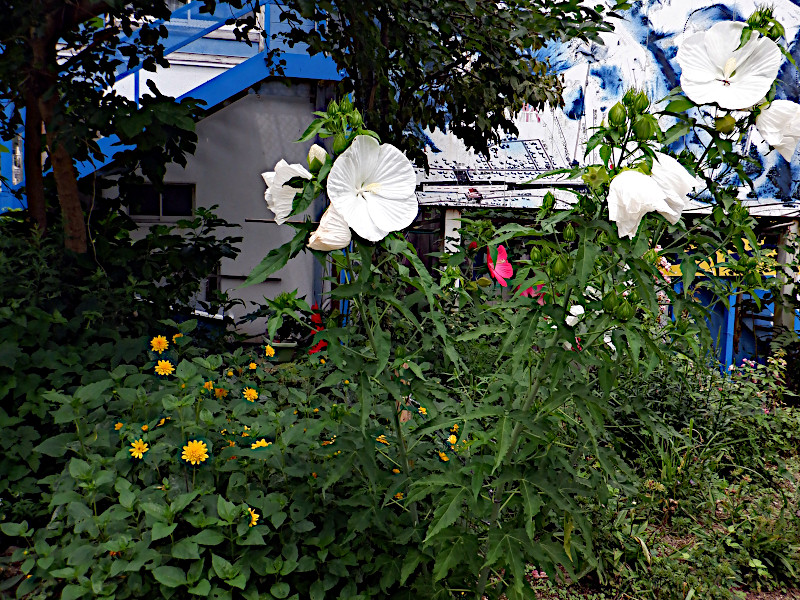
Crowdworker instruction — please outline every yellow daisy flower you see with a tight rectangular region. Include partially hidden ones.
[344,379,350,384]
[438,451,449,462]
[150,335,169,354]
[251,438,271,450]
[392,468,401,474]
[418,407,427,416]
[394,492,404,500]
[375,434,389,446]
[154,360,174,376]
[248,508,259,527]
[129,439,149,459]
[451,424,459,432]
[157,418,166,427]
[243,387,258,402]
[172,333,183,343]
[227,370,234,377]
[215,387,228,399]
[203,381,214,391]
[114,422,123,431]
[448,434,457,445]
[249,362,257,370]
[320,358,326,364]
[181,440,209,465]
[141,424,149,432]
[265,345,275,358]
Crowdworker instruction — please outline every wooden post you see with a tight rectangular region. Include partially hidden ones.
[443,208,461,253]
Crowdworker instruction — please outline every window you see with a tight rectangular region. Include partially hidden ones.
[127,183,194,221]
[166,0,188,12]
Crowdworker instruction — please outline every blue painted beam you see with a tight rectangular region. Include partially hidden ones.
[722,290,737,368]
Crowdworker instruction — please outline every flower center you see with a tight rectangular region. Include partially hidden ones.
[356,181,382,196]
[722,56,737,79]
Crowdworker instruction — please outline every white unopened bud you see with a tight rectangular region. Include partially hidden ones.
[307,144,328,173]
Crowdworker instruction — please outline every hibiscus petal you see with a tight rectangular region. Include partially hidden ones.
[678,21,782,110]
[756,100,800,161]
[607,171,669,239]
[308,205,352,251]
[273,160,313,187]
[327,146,388,241]
[651,153,698,224]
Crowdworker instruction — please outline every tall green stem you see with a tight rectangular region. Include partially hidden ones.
[475,341,559,598]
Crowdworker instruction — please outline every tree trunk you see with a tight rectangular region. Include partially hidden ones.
[23,90,47,234]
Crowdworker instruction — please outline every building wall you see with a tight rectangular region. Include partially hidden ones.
[132,80,326,337]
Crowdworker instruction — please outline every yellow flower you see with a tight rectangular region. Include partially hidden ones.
[249,362,257,370]
[157,418,166,427]
[418,407,427,416]
[438,451,449,462]
[344,379,350,384]
[248,507,259,527]
[142,424,149,432]
[154,360,174,376]
[394,492,404,500]
[129,439,149,459]
[376,434,389,446]
[448,434,457,445]
[320,358,326,364]
[451,424,459,432]
[181,440,209,465]
[203,381,214,391]
[114,422,123,431]
[215,387,228,399]
[243,387,258,402]
[313,408,319,413]
[251,438,272,450]
[150,335,169,354]
[172,333,183,343]
[265,345,275,358]
[227,370,234,377]
[392,468,401,474]
[241,426,250,437]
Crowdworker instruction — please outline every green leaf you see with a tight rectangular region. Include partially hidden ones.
[152,565,187,588]
[681,255,698,290]
[491,414,514,473]
[241,226,309,287]
[68,458,92,480]
[172,539,201,560]
[574,240,600,293]
[519,480,543,542]
[309,580,326,600]
[290,181,319,219]
[662,121,691,146]
[34,433,77,457]
[152,521,178,541]
[0,522,28,537]
[400,549,422,584]
[664,97,694,113]
[61,584,87,600]
[217,496,238,522]
[482,530,527,594]
[212,553,238,580]
[270,583,291,599]
[424,488,469,542]
[188,579,211,595]
[563,513,574,560]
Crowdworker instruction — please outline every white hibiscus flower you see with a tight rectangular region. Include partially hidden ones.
[326,136,418,242]
[261,160,313,225]
[307,205,352,251]
[607,155,697,239]
[676,21,782,110]
[755,99,800,161]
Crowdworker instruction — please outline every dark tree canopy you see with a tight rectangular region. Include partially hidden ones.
[0,0,201,253]
[262,0,625,162]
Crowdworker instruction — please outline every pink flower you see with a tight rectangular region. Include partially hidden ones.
[487,245,514,287]
[520,284,546,305]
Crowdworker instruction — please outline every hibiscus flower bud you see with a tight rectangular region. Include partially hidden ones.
[615,298,635,321]
[307,144,328,173]
[597,231,610,246]
[477,276,493,287]
[602,291,619,314]
[332,132,348,155]
[529,247,542,263]
[633,91,650,113]
[714,115,736,134]
[327,99,339,116]
[350,109,363,128]
[632,115,656,140]
[541,191,556,215]
[582,165,609,189]
[609,102,627,127]
[549,255,568,280]
[643,248,658,265]
[339,96,353,112]
[468,241,478,251]
[563,223,576,243]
